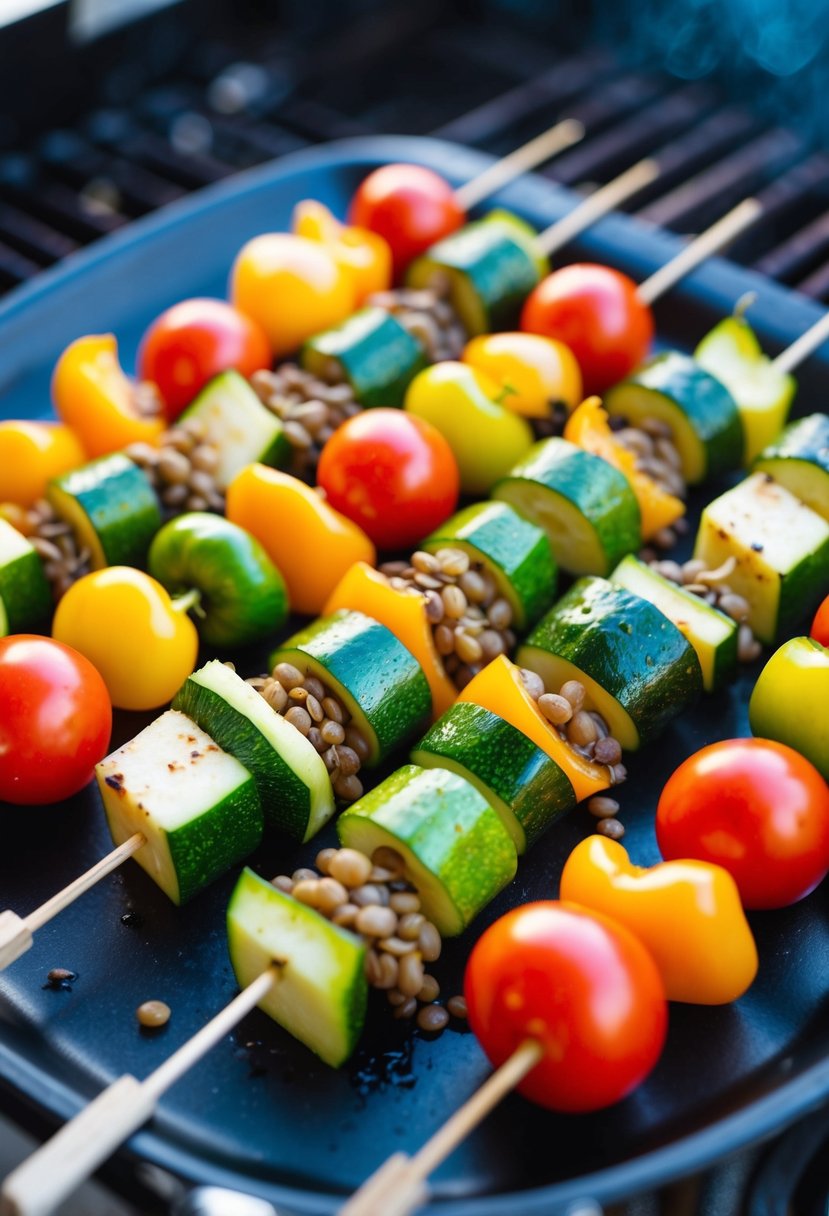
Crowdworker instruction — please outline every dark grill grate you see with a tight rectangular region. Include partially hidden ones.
[0,12,827,310]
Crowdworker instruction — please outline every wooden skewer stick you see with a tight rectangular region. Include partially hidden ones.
[535,157,661,257]
[339,1038,544,1216]
[0,833,145,972]
[453,118,585,211]
[636,197,763,307]
[0,966,279,1216]
[772,308,829,375]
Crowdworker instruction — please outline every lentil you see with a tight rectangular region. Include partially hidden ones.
[397,952,425,997]
[597,817,625,840]
[366,285,467,362]
[418,922,442,963]
[136,1000,171,1029]
[446,995,468,1020]
[418,975,441,1003]
[588,795,620,819]
[538,692,573,725]
[329,849,373,887]
[250,364,363,479]
[417,1005,450,1033]
[355,905,398,938]
[394,996,419,1020]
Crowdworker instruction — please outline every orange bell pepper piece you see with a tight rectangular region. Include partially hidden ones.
[564,396,684,541]
[324,561,456,719]
[560,836,758,1004]
[0,420,86,507]
[457,654,612,803]
[52,335,164,458]
[293,199,392,305]
[226,464,376,616]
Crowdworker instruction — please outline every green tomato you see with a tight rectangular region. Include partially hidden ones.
[404,362,534,496]
[149,512,288,648]
[749,636,829,781]
[695,315,796,465]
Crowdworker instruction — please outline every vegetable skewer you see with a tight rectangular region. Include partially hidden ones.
[451,118,585,211]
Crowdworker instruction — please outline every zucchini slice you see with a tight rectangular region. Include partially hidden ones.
[300,307,428,408]
[181,370,290,490]
[174,660,335,842]
[0,518,51,632]
[517,577,703,750]
[695,472,829,644]
[694,314,796,464]
[422,500,557,629]
[411,701,576,853]
[47,453,162,570]
[754,414,829,523]
[610,554,738,692]
[604,352,743,484]
[337,764,517,937]
[227,867,367,1067]
[269,609,430,768]
[96,710,262,905]
[492,437,641,577]
[406,211,545,336]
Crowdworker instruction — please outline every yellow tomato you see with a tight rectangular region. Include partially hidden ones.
[293,199,392,304]
[52,334,164,458]
[230,233,355,358]
[52,567,198,711]
[0,420,86,507]
[463,332,582,418]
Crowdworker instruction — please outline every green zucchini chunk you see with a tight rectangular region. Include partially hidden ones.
[422,500,557,629]
[181,370,290,489]
[406,210,545,336]
[300,307,428,408]
[337,764,517,936]
[695,472,829,644]
[269,609,430,767]
[517,577,703,750]
[0,518,52,632]
[610,554,738,693]
[604,351,743,484]
[227,867,367,1067]
[411,701,575,853]
[96,709,262,905]
[174,659,334,842]
[754,414,829,523]
[492,437,641,577]
[47,452,162,570]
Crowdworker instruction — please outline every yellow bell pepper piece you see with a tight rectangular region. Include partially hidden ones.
[457,654,612,803]
[293,199,392,305]
[0,420,86,507]
[52,334,164,458]
[324,561,456,719]
[560,836,758,1005]
[226,464,376,617]
[564,396,685,541]
[463,332,582,418]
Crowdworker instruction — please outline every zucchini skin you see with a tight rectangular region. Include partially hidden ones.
[0,535,51,632]
[520,577,703,746]
[47,453,162,569]
[412,701,575,852]
[423,500,557,629]
[301,307,428,408]
[606,352,743,482]
[168,776,262,905]
[270,610,431,766]
[754,413,829,522]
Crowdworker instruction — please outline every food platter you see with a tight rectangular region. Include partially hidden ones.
[0,136,828,1213]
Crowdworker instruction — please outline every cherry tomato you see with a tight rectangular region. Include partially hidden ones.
[465,901,667,1112]
[0,635,111,806]
[317,409,460,550]
[348,164,465,275]
[138,298,271,422]
[521,264,653,394]
[811,594,829,647]
[656,738,829,909]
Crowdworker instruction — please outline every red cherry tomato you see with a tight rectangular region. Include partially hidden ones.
[812,594,829,647]
[0,635,112,806]
[348,164,465,276]
[656,738,829,909]
[317,409,459,550]
[465,901,667,1113]
[521,264,653,394]
[138,298,272,421]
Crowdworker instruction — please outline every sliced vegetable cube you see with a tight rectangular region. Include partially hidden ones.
[754,414,829,523]
[412,701,575,853]
[47,453,162,570]
[227,867,367,1067]
[337,764,517,937]
[181,370,290,489]
[694,472,829,644]
[0,518,52,633]
[518,577,702,750]
[300,307,427,408]
[96,709,262,905]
